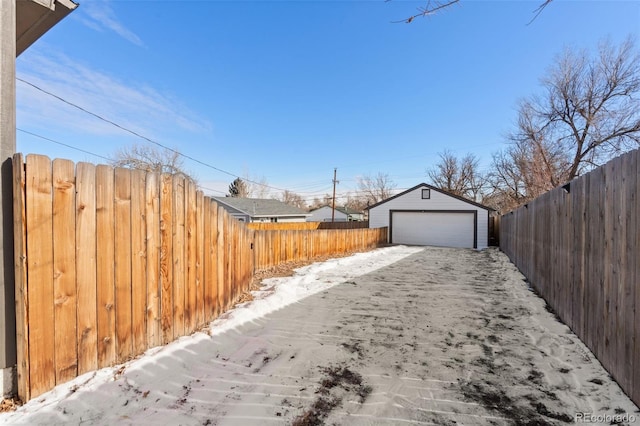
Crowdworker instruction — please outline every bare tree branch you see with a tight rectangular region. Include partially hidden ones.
[357,173,397,205]
[243,174,271,198]
[489,37,640,212]
[427,150,486,202]
[527,0,554,25]
[392,0,460,24]
[112,142,194,180]
[276,190,307,210]
[391,0,554,25]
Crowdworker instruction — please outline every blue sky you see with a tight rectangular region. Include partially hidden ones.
[16,0,640,202]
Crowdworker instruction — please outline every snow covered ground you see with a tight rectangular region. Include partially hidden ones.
[1,245,638,425]
[0,245,422,425]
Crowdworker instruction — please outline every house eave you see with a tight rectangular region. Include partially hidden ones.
[366,183,495,211]
[17,0,78,57]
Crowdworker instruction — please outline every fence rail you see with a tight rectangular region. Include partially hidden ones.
[13,154,387,401]
[500,148,639,406]
[247,221,369,231]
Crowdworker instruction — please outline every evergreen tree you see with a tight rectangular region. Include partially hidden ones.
[228,178,249,197]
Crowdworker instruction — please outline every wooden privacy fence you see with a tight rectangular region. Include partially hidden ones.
[500,148,639,406]
[247,221,369,231]
[12,154,387,402]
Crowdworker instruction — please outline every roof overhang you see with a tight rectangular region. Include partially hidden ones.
[365,182,495,211]
[16,0,78,57]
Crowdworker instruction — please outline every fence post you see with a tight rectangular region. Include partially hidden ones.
[0,0,16,398]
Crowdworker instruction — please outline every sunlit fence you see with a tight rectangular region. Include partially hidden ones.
[12,154,387,401]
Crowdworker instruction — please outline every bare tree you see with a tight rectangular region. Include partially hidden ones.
[308,194,333,211]
[228,178,249,197]
[487,135,576,213]
[514,38,640,184]
[344,192,369,213]
[484,148,531,213]
[112,143,192,178]
[244,174,271,198]
[427,150,486,202]
[276,190,307,210]
[357,173,397,206]
[487,37,640,213]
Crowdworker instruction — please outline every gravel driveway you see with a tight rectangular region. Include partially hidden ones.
[3,247,638,425]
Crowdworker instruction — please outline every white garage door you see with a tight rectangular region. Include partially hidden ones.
[391,211,475,248]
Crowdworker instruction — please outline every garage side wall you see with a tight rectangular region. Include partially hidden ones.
[369,186,489,249]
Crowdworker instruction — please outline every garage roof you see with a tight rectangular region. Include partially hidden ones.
[17,0,78,56]
[366,182,494,211]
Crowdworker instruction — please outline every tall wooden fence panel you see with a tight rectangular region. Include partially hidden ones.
[500,149,639,406]
[12,154,388,401]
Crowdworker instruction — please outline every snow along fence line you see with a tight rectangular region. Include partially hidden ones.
[500,147,640,407]
[11,153,388,402]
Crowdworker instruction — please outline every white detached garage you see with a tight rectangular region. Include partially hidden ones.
[367,183,493,249]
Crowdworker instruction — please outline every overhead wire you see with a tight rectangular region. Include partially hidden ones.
[17,128,113,162]
[18,77,480,201]
[17,77,291,193]
[17,127,229,196]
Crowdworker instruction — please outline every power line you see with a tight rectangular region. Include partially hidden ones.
[18,127,229,196]
[17,128,113,162]
[17,77,290,193]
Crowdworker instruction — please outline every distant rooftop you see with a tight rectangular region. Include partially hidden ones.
[213,197,309,217]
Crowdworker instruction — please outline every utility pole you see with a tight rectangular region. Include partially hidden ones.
[331,168,338,223]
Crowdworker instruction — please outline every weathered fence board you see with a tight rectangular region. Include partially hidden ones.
[76,163,98,375]
[25,155,55,398]
[13,154,29,402]
[216,205,225,317]
[185,180,197,334]
[53,159,77,384]
[196,191,205,329]
[619,153,634,394]
[96,165,116,368]
[13,154,388,402]
[131,169,147,356]
[114,168,133,363]
[500,148,640,407]
[172,176,186,338]
[160,174,174,344]
[146,172,161,349]
[635,150,640,405]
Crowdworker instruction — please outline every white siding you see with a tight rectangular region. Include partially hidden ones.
[253,216,308,223]
[369,185,489,249]
[278,217,307,223]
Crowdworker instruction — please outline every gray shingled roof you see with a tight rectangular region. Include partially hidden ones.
[213,197,310,217]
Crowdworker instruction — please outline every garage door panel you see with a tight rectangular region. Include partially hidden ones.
[392,212,475,248]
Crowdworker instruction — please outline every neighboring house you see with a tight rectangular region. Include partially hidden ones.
[367,183,494,249]
[307,205,364,222]
[213,197,310,223]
